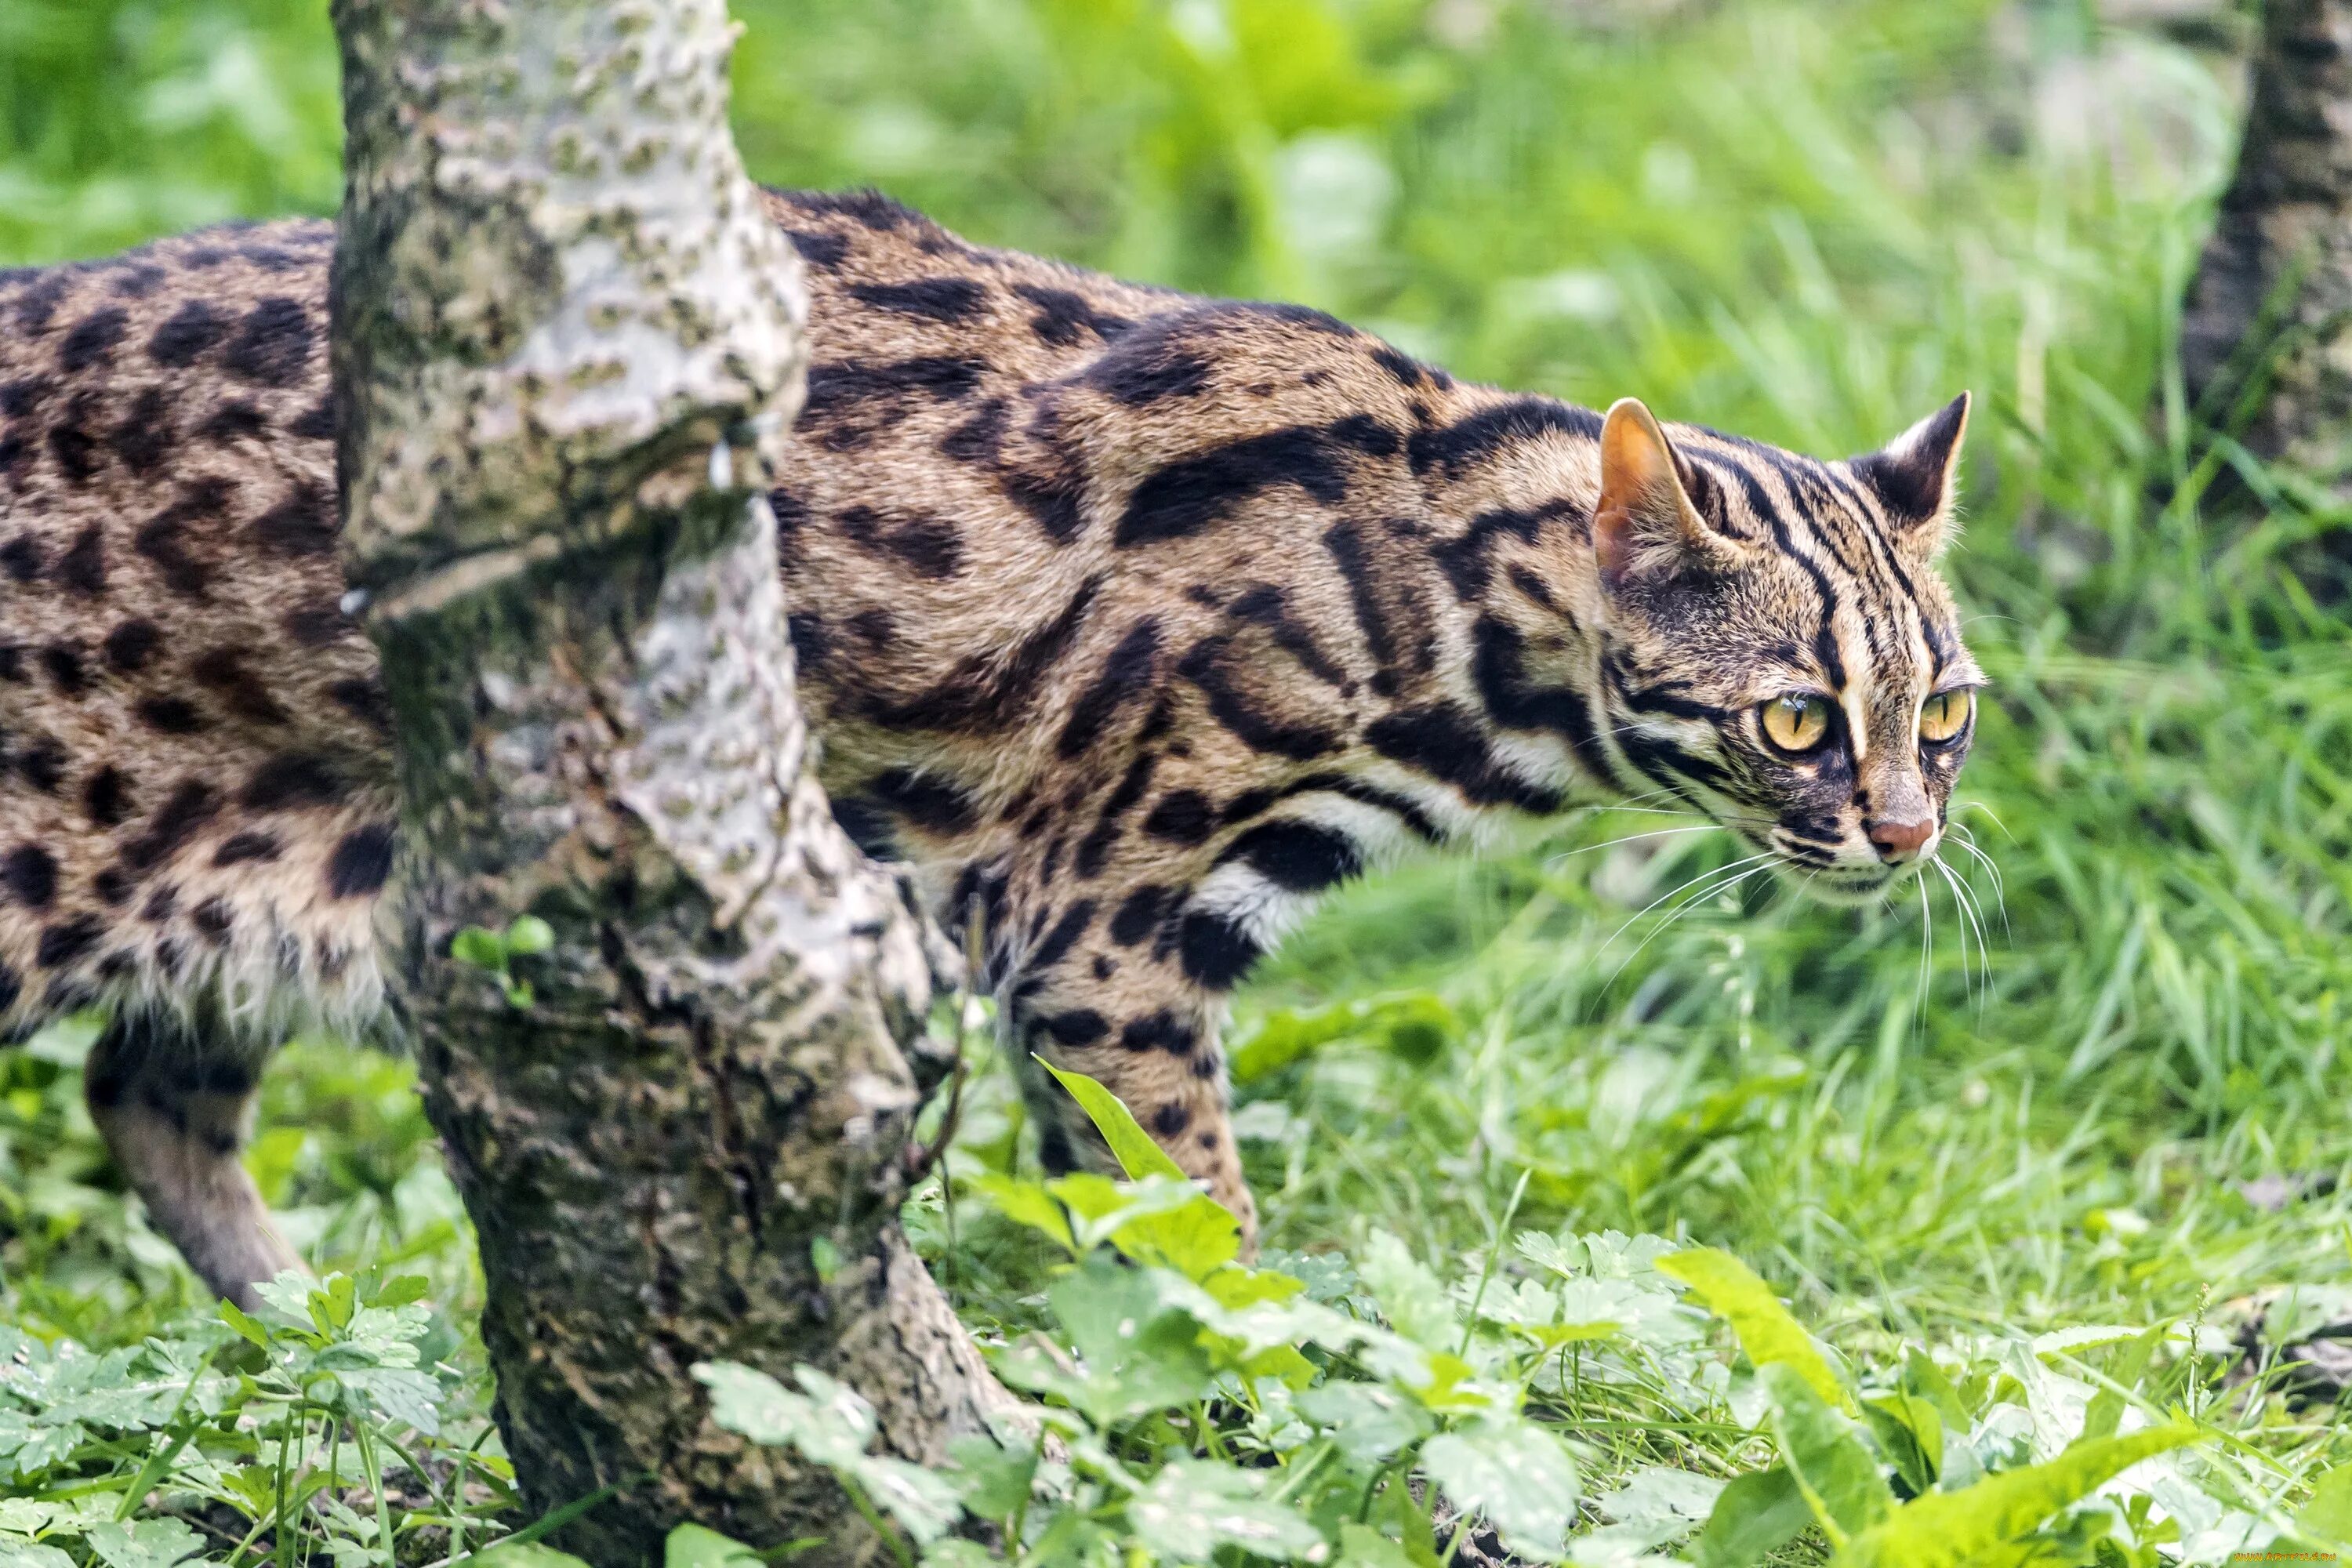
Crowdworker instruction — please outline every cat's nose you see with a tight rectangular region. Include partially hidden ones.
[1867,816,1935,863]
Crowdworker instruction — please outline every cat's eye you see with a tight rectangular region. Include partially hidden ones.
[1760,693,1833,753]
[1919,689,1973,745]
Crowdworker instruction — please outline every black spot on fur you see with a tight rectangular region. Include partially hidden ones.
[0,644,21,684]
[1152,1101,1192,1137]
[98,620,155,677]
[282,604,349,648]
[1121,1009,1198,1054]
[1026,900,1097,978]
[862,768,978,836]
[148,300,230,367]
[1055,619,1161,758]
[1110,884,1169,946]
[848,277,988,323]
[784,227,849,268]
[869,575,1100,732]
[136,696,205,735]
[192,898,234,943]
[36,916,103,969]
[1471,615,1617,782]
[0,535,41,581]
[136,477,235,597]
[1074,751,1160,879]
[1176,637,1341,760]
[83,766,129,826]
[1040,1010,1109,1048]
[14,737,64,793]
[123,782,220,871]
[41,643,86,696]
[214,832,281,866]
[328,678,392,731]
[1221,818,1362,893]
[288,395,336,441]
[223,296,314,387]
[327,824,397,898]
[202,400,269,444]
[801,357,984,448]
[1143,790,1216,845]
[1011,284,1132,347]
[2,846,58,909]
[251,481,336,557]
[49,391,103,481]
[109,387,173,473]
[55,524,103,595]
[1407,398,1601,478]
[1038,1120,1077,1175]
[1002,460,1089,543]
[791,187,923,230]
[1176,902,1270,987]
[241,754,345,811]
[1117,420,1384,546]
[1087,326,1213,405]
[786,612,827,673]
[1365,703,1563,814]
[0,376,50,419]
[837,503,964,578]
[59,307,128,372]
[191,648,289,724]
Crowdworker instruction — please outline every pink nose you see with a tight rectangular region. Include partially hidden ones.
[1867,817,1935,862]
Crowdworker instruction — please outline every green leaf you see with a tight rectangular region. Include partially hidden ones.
[2,1547,78,1568]
[1297,1381,1434,1465]
[1418,1416,1581,1559]
[1761,1363,1891,1544]
[505,915,556,956]
[1861,1393,1944,1497]
[1690,1467,1813,1568]
[968,1174,1077,1252]
[1359,1229,1456,1352]
[451,927,508,971]
[1334,1523,1428,1568]
[470,1543,597,1568]
[1032,1257,1214,1422]
[1036,1059,1186,1181]
[1658,1247,1847,1410]
[81,1520,205,1568]
[946,1431,1037,1519]
[1833,1423,2200,1567]
[217,1299,270,1350]
[664,1528,762,1568]
[2300,1463,2352,1547]
[1125,1458,1325,1563]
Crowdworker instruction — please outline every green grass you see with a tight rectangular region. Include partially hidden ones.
[11,0,2352,1559]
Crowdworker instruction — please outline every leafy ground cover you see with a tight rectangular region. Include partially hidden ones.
[9,0,2352,1561]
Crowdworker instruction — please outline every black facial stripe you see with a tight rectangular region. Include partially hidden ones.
[1696,452,1846,689]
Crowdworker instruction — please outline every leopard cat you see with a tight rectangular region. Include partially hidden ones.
[0,188,1981,1306]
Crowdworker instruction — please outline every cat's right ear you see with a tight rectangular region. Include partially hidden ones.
[1594,397,1749,587]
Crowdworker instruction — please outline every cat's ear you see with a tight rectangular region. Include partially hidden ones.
[1850,392,1969,557]
[1594,397,1750,587]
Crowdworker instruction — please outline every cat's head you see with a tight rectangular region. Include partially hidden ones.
[1588,394,1980,902]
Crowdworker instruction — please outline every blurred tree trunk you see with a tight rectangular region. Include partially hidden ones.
[2179,0,2352,489]
[327,2,1011,1562]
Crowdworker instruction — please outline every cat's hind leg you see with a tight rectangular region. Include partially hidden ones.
[85,1013,296,1310]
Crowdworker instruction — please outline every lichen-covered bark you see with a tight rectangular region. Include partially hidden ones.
[2180,0,2352,489]
[326,2,1011,1561]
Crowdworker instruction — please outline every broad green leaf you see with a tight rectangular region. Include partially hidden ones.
[1033,1258,1215,1422]
[1595,1465,1726,1544]
[81,1520,204,1568]
[1834,1423,2199,1567]
[665,1524,762,1568]
[1419,1416,1581,1559]
[1861,1393,1944,1497]
[2,1548,78,1568]
[1690,1467,1813,1568]
[506,915,556,955]
[1126,1458,1324,1563]
[451,927,508,971]
[922,1543,996,1568]
[947,1431,1037,1519]
[2078,1326,2162,1443]
[1297,1380,1434,1465]
[969,1174,1077,1252]
[1038,1059,1186,1181]
[470,1543,596,1568]
[1659,1247,1847,1410]
[1359,1229,1456,1352]
[1334,1523,1425,1568]
[855,1454,963,1546]
[1761,1364,1891,1545]
[2299,1463,2352,1546]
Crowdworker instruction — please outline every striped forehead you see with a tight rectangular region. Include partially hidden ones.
[1675,428,1941,714]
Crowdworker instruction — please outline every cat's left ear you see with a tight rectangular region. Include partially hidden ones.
[1849,392,1969,557]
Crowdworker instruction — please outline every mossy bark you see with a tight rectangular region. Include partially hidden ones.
[325,3,1012,1561]
[2180,0,2352,490]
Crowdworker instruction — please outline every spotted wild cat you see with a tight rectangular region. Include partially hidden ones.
[0,188,1980,1305]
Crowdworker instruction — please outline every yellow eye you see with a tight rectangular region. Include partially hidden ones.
[1760,694,1833,753]
[1919,689,1974,745]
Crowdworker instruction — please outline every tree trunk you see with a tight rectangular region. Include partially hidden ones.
[2179,0,2352,486]
[326,2,1013,1562]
